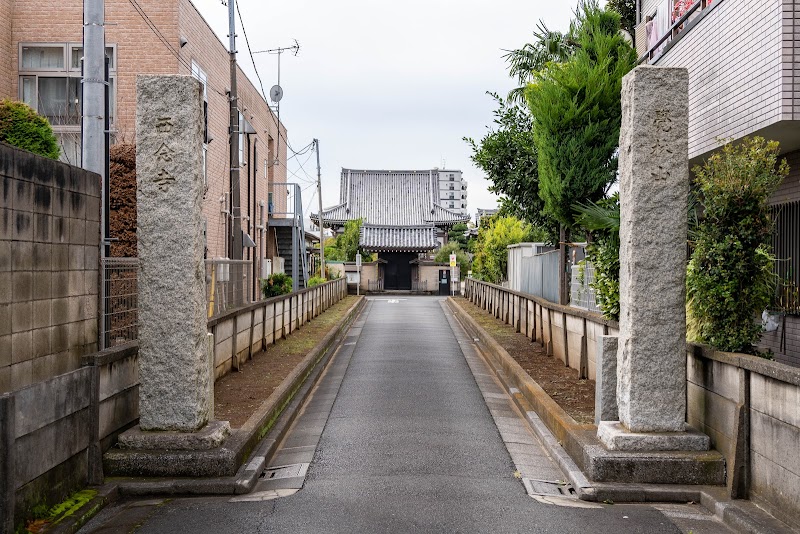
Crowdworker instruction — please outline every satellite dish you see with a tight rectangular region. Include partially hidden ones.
[270,85,283,103]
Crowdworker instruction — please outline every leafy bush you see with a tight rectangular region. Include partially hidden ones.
[472,215,533,283]
[435,242,471,280]
[324,219,374,262]
[0,99,60,159]
[261,273,293,298]
[687,137,787,354]
[307,276,326,287]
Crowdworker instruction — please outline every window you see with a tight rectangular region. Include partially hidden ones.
[449,175,454,181]
[191,60,209,184]
[19,43,116,165]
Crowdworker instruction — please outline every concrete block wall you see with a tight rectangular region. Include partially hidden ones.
[0,143,100,394]
[0,343,138,532]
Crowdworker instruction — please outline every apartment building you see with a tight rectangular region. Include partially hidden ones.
[635,0,800,365]
[0,0,288,265]
[435,169,468,217]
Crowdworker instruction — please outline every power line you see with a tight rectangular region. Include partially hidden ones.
[235,0,267,101]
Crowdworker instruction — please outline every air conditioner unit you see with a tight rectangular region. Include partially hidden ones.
[261,258,272,278]
[272,256,285,274]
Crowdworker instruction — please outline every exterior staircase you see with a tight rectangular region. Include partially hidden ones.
[275,225,306,289]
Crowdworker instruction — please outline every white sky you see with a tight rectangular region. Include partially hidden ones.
[190,0,575,221]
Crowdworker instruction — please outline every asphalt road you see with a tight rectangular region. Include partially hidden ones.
[84,296,729,533]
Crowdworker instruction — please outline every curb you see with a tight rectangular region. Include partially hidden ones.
[446,297,795,534]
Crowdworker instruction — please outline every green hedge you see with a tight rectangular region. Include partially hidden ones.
[0,99,60,159]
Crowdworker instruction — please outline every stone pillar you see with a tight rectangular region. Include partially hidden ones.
[594,335,618,424]
[598,66,708,451]
[135,75,212,432]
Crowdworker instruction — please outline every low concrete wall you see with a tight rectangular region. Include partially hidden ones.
[207,278,348,378]
[464,278,618,380]
[0,342,138,533]
[687,345,800,529]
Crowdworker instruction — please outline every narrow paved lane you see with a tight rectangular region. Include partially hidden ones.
[85,297,730,533]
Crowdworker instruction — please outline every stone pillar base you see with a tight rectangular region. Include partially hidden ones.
[118,420,231,451]
[597,421,710,452]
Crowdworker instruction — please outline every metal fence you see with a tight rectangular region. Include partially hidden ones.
[102,257,138,348]
[206,259,254,317]
[515,249,561,304]
[570,261,601,314]
[772,200,800,315]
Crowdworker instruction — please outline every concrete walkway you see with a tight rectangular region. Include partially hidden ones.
[80,297,731,533]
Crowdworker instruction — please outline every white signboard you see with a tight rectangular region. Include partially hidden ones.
[356,253,362,268]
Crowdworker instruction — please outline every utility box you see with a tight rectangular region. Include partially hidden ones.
[261,258,272,278]
[272,256,285,275]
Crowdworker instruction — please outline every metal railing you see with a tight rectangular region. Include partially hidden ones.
[639,0,719,64]
[206,259,253,318]
[772,200,800,315]
[102,257,139,348]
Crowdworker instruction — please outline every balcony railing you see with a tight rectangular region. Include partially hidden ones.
[639,0,721,64]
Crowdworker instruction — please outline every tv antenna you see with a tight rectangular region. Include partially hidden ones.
[254,40,300,166]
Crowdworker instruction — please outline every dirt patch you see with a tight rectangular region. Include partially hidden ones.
[454,297,596,425]
[214,296,358,428]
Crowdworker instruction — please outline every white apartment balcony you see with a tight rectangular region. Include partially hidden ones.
[636,0,800,163]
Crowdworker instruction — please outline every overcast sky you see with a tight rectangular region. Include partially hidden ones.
[191,0,575,221]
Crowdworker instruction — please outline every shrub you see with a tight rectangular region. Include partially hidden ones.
[261,273,293,298]
[0,99,60,159]
[687,137,787,354]
[435,242,471,280]
[307,276,326,287]
[472,215,533,283]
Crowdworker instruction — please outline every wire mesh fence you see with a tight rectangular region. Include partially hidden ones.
[570,260,601,314]
[102,257,139,348]
[205,259,253,318]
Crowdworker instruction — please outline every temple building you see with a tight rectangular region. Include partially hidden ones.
[313,168,470,290]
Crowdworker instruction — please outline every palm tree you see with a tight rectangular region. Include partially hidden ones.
[502,20,575,104]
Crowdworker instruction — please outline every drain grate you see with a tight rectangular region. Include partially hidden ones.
[260,463,309,480]
[523,478,576,497]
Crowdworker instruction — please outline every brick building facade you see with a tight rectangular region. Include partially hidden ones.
[1,0,287,262]
[636,0,800,364]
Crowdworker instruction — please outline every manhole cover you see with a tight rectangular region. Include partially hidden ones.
[260,463,309,480]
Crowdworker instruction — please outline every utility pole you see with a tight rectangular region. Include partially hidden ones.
[83,0,108,349]
[228,0,243,260]
[314,139,325,279]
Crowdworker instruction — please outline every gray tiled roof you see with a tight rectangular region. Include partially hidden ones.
[312,169,469,226]
[359,225,439,252]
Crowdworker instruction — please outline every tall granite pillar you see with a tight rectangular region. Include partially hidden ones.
[598,66,708,451]
[135,75,212,432]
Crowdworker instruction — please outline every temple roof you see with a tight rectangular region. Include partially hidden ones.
[359,225,439,252]
[311,169,469,227]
